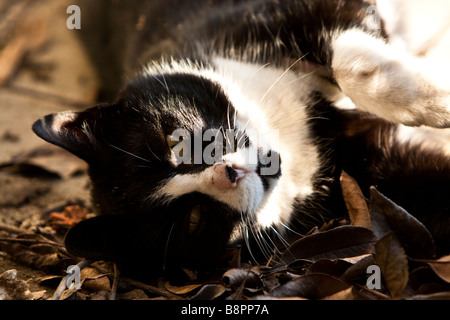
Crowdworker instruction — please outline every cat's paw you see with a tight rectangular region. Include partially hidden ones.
[332,29,450,128]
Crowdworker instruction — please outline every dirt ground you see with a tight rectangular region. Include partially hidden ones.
[0,0,99,298]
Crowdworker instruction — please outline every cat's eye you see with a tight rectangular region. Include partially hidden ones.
[188,205,202,234]
[166,134,186,158]
[166,134,183,148]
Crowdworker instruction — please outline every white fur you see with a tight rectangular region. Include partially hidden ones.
[210,58,321,227]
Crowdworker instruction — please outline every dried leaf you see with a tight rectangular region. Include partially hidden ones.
[426,255,450,283]
[190,284,227,300]
[49,205,90,231]
[408,292,450,300]
[375,233,409,299]
[80,267,111,291]
[340,171,371,229]
[165,282,203,295]
[305,259,352,278]
[0,269,45,300]
[370,187,435,259]
[119,289,150,300]
[272,273,350,299]
[280,226,375,265]
[341,255,376,282]
[323,287,355,300]
[222,267,262,289]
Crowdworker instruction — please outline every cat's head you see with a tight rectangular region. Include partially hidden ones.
[32,67,281,276]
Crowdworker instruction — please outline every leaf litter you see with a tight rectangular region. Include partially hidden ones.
[0,170,450,300]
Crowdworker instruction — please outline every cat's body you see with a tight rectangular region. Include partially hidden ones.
[32,0,450,278]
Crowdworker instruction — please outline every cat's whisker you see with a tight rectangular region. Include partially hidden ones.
[257,55,306,105]
[240,211,259,264]
[108,144,152,163]
[256,228,276,262]
[245,215,272,262]
[147,143,162,161]
[151,74,171,96]
[279,221,303,237]
[134,165,156,169]
[269,225,290,249]
[160,72,171,96]
[162,222,176,273]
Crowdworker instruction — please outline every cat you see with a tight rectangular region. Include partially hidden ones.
[32,0,450,279]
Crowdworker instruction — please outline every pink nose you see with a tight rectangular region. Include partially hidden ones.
[212,164,246,190]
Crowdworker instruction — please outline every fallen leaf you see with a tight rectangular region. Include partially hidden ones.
[165,282,203,295]
[369,187,435,259]
[119,289,150,300]
[341,254,376,282]
[408,292,450,300]
[0,269,45,300]
[323,287,355,300]
[190,284,227,300]
[49,205,90,231]
[272,273,350,299]
[340,171,371,229]
[280,226,375,265]
[425,255,450,284]
[222,267,262,290]
[305,259,352,278]
[375,233,409,299]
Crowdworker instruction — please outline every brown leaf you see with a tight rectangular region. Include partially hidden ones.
[340,171,371,229]
[165,282,203,295]
[280,226,375,265]
[49,205,90,231]
[426,255,450,283]
[408,292,450,300]
[341,255,376,282]
[272,273,350,299]
[119,289,150,300]
[305,259,352,278]
[375,233,409,299]
[190,284,227,300]
[369,187,435,259]
[0,269,45,300]
[222,267,262,290]
[323,287,355,300]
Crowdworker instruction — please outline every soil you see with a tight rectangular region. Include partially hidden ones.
[0,0,97,298]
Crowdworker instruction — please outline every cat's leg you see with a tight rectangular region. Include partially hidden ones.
[331,29,450,128]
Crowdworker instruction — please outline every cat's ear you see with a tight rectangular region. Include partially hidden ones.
[32,104,118,162]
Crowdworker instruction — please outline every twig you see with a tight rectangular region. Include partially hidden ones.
[51,260,92,300]
[109,263,119,300]
[0,222,28,234]
[0,237,64,247]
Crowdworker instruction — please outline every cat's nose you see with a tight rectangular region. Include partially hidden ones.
[225,165,239,183]
[212,164,246,190]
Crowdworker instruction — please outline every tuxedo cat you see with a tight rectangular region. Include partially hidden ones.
[32,0,450,278]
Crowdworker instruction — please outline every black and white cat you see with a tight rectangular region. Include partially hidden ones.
[32,0,450,278]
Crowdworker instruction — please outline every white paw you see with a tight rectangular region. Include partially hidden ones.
[332,29,450,128]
